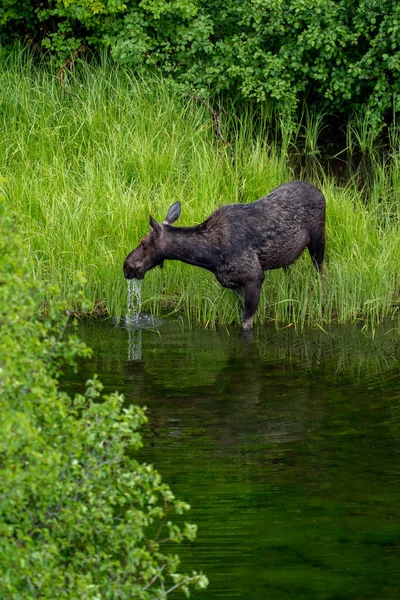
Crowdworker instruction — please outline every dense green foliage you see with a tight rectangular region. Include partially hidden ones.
[0,198,207,597]
[1,0,400,124]
[2,48,400,329]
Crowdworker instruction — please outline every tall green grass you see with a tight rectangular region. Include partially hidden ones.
[2,45,400,328]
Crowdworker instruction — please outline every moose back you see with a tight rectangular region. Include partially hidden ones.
[123,181,326,329]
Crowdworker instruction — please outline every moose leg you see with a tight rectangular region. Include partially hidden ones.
[242,279,263,330]
[308,231,325,275]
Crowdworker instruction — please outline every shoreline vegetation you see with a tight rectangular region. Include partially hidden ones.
[2,46,400,330]
[0,193,208,600]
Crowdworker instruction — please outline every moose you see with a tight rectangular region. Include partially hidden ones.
[123,181,326,329]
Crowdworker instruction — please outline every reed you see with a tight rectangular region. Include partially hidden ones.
[2,45,400,329]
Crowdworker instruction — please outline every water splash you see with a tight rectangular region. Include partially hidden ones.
[120,279,162,360]
[126,279,142,327]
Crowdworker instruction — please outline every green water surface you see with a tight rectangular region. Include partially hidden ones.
[65,319,400,600]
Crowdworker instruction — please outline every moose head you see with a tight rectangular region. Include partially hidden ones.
[123,202,181,280]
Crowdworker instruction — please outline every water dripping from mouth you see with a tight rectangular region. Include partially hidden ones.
[126,279,142,327]
[126,279,142,360]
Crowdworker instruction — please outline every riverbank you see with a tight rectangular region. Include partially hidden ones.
[2,47,400,328]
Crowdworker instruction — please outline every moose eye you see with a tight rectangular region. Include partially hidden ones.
[141,241,148,251]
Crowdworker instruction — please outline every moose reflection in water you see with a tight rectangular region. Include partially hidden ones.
[123,181,326,329]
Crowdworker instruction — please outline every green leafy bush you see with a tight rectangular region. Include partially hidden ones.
[0,195,207,598]
[1,0,400,126]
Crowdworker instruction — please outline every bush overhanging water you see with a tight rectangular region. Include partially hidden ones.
[0,198,208,598]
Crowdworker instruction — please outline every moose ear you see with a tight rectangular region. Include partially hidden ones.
[149,215,161,233]
[164,201,181,225]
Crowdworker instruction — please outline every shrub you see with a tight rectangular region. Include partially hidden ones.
[1,0,400,126]
[0,195,207,598]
